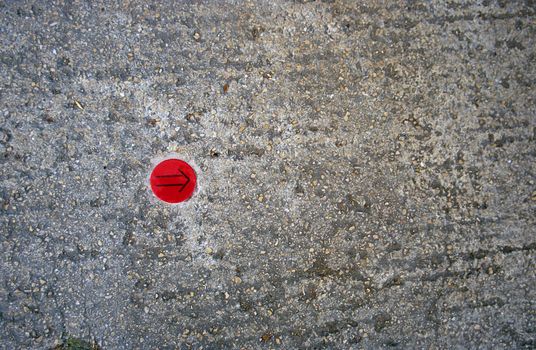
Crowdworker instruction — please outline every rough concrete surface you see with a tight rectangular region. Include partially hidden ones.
[1,0,535,349]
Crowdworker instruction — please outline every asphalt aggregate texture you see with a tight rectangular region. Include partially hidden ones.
[1,1,535,349]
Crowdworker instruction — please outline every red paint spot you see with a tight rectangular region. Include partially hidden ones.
[150,159,197,203]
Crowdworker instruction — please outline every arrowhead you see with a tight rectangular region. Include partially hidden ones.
[177,168,190,190]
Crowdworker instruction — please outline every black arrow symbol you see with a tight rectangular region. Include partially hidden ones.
[155,168,190,192]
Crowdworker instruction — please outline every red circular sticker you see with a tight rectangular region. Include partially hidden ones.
[150,159,197,203]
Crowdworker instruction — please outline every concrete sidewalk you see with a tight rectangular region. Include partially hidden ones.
[1,1,535,348]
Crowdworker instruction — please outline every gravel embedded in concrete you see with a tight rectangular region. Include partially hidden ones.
[0,1,535,349]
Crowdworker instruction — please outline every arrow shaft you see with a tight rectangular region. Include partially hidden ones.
[156,174,185,178]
